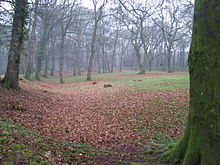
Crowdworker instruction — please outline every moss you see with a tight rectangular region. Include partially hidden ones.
[4,162,13,165]
[131,162,153,165]
[138,155,155,161]
[0,137,6,143]
[0,119,98,164]
[160,0,220,164]
[138,70,146,74]
[161,135,188,163]
[30,160,51,165]
[13,144,26,150]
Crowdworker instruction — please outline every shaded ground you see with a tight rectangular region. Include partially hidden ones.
[0,72,189,164]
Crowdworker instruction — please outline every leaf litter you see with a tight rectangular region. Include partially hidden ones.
[0,73,189,164]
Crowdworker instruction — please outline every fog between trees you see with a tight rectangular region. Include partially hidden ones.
[0,0,193,83]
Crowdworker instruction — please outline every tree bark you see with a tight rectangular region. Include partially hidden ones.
[1,0,28,89]
[97,44,101,73]
[110,31,119,73]
[172,51,176,72]
[161,0,220,164]
[35,22,50,80]
[59,34,65,84]
[101,43,106,73]
[25,0,39,79]
[119,43,124,72]
[167,46,173,73]
[134,46,145,74]
[87,1,106,80]
[87,20,98,81]
[43,50,49,77]
[50,38,55,76]
[148,59,152,72]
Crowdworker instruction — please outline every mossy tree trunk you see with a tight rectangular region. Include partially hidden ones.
[161,0,220,164]
[1,0,28,89]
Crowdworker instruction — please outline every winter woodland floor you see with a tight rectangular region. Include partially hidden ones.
[0,71,189,165]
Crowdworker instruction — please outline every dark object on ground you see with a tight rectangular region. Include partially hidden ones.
[92,81,97,85]
[133,80,142,82]
[104,84,112,88]
[10,101,24,111]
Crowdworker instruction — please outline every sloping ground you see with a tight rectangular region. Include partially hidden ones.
[0,72,189,164]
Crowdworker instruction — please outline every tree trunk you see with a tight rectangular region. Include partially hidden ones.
[50,39,55,76]
[1,0,28,89]
[181,48,186,72]
[34,22,50,80]
[148,59,152,72]
[72,44,76,76]
[50,54,55,76]
[172,51,176,72]
[59,34,65,84]
[161,0,220,164]
[134,46,145,74]
[105,55,110,73]
[119,43,124,72]
[25,0,38,79]
[87,20,98,81]
[19,51,26,74]
[97,44,101,73]
[35,55,42,80]
[0,54,4,74]
[143,51,147,70]
[43,50,49,77]
[167,47,173,73]
[101,43,106,73]
[76,47,81,75]
[76,33,82,75]
[87,52,94,80]
[111,31,119,73]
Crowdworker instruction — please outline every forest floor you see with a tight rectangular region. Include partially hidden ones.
[0,71,189,165]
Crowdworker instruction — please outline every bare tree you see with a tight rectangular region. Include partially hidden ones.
[87,0,108,81]
[25,0,39,79]
[58,0,76,83]
[1,0,28,89]
[35,0,60,80]
[153,0,190,72]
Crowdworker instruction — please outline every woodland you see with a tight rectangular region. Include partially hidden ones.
[0,0,220,165]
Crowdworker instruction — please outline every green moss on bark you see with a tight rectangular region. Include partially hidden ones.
[160,0,220,164]
[161,123,189,163]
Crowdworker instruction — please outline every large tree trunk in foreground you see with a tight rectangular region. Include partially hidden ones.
[1,0,27,89]
[161,1,220,164]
